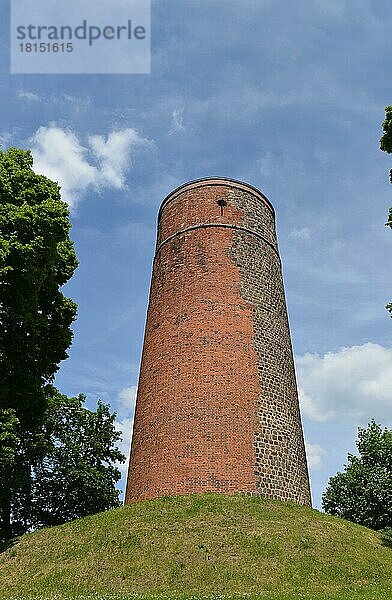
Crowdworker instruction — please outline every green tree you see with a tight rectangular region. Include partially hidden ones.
[0,147,78,540]
[322,420,392,531]
[30,389,124,529]
[380,106,392,184]
[0,410,19,475]
[0,409,20,541]
[0,147,78,427]
[380,106,392,313]
[0,148,125,541]
[0,391,125,542]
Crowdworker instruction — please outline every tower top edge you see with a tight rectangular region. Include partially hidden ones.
[158,177,275,219]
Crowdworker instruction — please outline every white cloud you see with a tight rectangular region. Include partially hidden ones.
[53,93,91,107]
[297,343,392,422]
[88,129,144,189]
[308,0,348,19]
[114,386,137,476]
[116,385,137,418]
[18,90,41,102]
[115,417,133,476]
[18,91,92,109]
[169,108,185,134]
[31,126,97,207]
[289,227,311,241]
[30,125,150,208]
[0,132,13,148]
[305,442,326,470]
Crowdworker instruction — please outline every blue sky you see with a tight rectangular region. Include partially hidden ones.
[1,0,391,508]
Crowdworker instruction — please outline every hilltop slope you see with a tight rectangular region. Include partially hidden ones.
[0,493,391,599]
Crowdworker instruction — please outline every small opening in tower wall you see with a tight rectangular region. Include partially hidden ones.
[217,198,227,216]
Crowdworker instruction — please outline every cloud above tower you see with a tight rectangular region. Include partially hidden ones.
[30,125,152,208]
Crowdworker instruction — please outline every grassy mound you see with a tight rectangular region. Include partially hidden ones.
[0,493,391,600]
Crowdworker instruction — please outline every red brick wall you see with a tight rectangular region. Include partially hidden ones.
[125,179,311,505]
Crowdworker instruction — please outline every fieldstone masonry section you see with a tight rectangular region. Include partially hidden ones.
[229,189,311,504]
[125,178,311,506]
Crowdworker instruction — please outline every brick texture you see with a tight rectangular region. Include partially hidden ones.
[125,178,311,506]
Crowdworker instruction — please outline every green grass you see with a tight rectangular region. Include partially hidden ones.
[0,493,391,600]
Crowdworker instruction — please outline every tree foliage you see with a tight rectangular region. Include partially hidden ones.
[0,148,125,542]
[322,421,392,531]
[380,106,392,183]
[30,389,124,529]
[0,409,20,540]
[0,409,19,473]
[0,391,125,541]
[380,107,392,314]
[0,148,78,427]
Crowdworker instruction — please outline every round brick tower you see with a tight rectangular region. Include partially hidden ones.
[125,177,311,506]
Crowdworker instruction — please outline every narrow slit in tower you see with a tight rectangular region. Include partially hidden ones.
[217,198,227,216]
